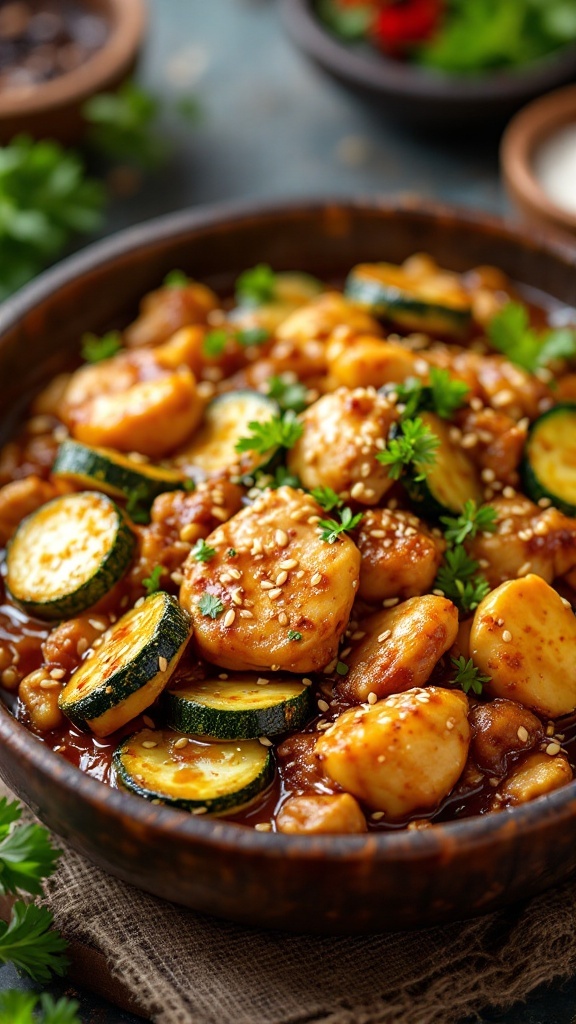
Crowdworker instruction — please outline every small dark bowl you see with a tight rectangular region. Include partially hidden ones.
[2,199,576,934]
[280,0,576,126]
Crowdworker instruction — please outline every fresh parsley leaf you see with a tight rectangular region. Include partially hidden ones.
[228,548,237,557]
[335,660,349,676]
[126,488,150,524]
[389,377,425,420]
[192,538,216,562]
[435,545,490,615]
[249,465,302,492]
[235,264,276,305]
[0,991,82,1024]
[318,506,363,543]
[428,367,470,419]
[0,135,105,300]
[488,302,576,373]
[237,327,270,347]
[198,594,224,619]
[80,330,122,363]
[203,329,228,358]
[287,630,302,641]
[310,486,343,512]
[376,417,439,482]
[0,903,68,984]
[84,82,165,167]
[451,655,491,697]
[316,0,375,39]
[142,565,165,595]
[440,500,498,546]
[164,269,189,289]
[0,815,60,897]
[182,478,196,492]
[266,375,309,414]
[235,411,303,456]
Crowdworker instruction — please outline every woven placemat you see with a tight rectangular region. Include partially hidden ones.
[4,779,576,1024]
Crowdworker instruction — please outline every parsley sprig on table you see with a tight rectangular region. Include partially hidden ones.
[80,330,122,364]
[318,506,363,543]
[488,302,576,373]
[0,990,80,1024]
[440,500,498,546]
[376,417,439,482]
[393,368,470,420]
[435,546,490,615]
[450,656,491,697]
[235,411,303,456]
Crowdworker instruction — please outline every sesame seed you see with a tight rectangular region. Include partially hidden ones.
[180,523,201,543]
[260,580,274,590]
[105,685,113,694]
[259,736,273,747]
[432,588,445,597]
[371,811,385,821]
[49,668,65,680]
[382,597,399,608]
[142,740,158,749]
[310,572,322,586]
[174,737,188,749]
[367,692,378,705]
[275,529,289,547]
[171,572,184,585]
[89,619,107,631]
[278,612,288,626]
[303,677,313,687]
[228,567,242,580]
[502,630,512,643]
[255,822,272,832]
[377,630,392,643]
[211,507,228,521]
[158,656,168,672]
[308,515,321,525]
[517,726,529,743]
[279,558,298,570]
[502,486,516,499]
[143,716,155,728]
[275,571,288,586]
[223,609,236,627]
[561,597,572,609]
[192,807,208,815]
[318,699,330,712]
[256,678,269,686]
[350,482,365,500]
[219,673,228,679]
[445,719,455,731]
[370,529,386,539]
[481,468,496,483]
[270,664,280,671]
[546,723,555,737]
[231,589,243,606]
[517,562,531,577]
[268,588,282,600]
[239,609,254,618]
[77,638,89,656]
[546,742,561,756]
[351,631,366,640]
[39,679,60,690]
[538,497,552,509]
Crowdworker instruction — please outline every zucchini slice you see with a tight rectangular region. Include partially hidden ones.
[521,404,576,516]
[164,674,313,739]
[114,728,274,814]
[406,412,483,518]
[174,390,279,475]
[59,592,190,736]
[53,440,186,505]
[344,262,471,338]
[6,491,135,621]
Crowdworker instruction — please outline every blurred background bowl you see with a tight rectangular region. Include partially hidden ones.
[0,0,146,144]
[280,0,576,127]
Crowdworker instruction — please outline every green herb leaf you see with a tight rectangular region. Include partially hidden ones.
[83,82,165,167]
[316,0,375,40]
[142,565,165,595]
[0,799,60,898]
[126,488,150,524]
[182,478,196,492]
[376,417,439,482]
[450,655,491,696]
[163,269,189,289]
[203,329,228,358]
[237,327,270,347]
[0,991,82,1024]
[266,375,308,414]
[488,302,576,373]
[287,630,302,641]
[335,660,349,676]
[391,369,469,421]
[228,548,237,557]
[310,486,343,512]
[198,594,224,619]
[192,538,217,562]
[435,545,490,615]
[318,506,363,543]
[440,501,498,546]
[235,411,303,456]
[80,330,122,364]
[235,264,276,305]
[0,902,68,984]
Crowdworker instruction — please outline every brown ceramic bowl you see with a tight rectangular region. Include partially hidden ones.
[2,199,576,934]
[0,0,146,144]
[280,0,576,126]
[502,85,576,244]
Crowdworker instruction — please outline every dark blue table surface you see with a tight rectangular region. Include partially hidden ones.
[2,0,575,1019]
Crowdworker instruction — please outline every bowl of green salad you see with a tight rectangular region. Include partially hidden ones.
[280,0,576,126]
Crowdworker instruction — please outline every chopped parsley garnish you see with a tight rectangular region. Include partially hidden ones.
[235,263,276,305]
[163,269,189,288]
[80,330,122,363]
[192,538,217,562]
[335,660,349,676]
[228,548,237,557]
[310,486,343,512]
[440,500,498,546]
[251,465,301,491]
[203,329,228,358]
[435,546,490,615]
[393,368,469,421]
[451,656,491,697]
[318,506,363,543]
[125,488,150,524]
[287,630,302,641]
[488,302,576,373]
[142,565,166,595]
[198,594,224,619]
[376,417,439,482]
[235,411,303,456]
[182,478,196,492]
[237,326,269,347]
[267,375,308,414]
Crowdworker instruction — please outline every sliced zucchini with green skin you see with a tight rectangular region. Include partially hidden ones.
[164,674,314,739]
[58,592,190,736]
[114,728,274,814]
[175,390,279,475]
[6,491,135,621]
[344,263,472,339]
[521,404,576,516]
[407,412,483,518]
[53,440,186,504]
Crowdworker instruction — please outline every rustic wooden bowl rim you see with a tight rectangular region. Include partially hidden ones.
[501,84,576,236]
[2,196,576,860]
[280,0,576,103]
[0,0,146,118]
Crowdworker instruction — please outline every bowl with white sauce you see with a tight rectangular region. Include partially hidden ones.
[502,84,576,242]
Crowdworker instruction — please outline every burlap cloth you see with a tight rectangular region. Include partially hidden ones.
[4,776,576,1024]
